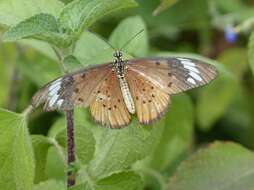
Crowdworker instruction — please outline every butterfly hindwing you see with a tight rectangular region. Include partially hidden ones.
[32,55,218,128]
[128,57,218,95]
[126,69,171,124]
[90,72,131,128]
[32,64,111,111]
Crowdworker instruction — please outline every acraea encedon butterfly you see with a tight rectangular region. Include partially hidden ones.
[32,30,218,128]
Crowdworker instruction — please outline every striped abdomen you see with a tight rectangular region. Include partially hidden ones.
[118,76,135,114]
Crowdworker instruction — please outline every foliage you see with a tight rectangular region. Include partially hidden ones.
[0,0,254,190]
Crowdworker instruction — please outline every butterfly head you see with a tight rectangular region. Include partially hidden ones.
[113,50,123,59]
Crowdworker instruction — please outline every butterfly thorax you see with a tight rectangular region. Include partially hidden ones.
[112,51,135,114]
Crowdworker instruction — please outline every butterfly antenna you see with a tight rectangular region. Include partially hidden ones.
[87,30,116,51]
[119,29,145,51]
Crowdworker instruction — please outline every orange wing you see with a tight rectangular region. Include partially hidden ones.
[126,57,218,124]
[90,72,131,128]
[128,57,218,95]
[126,69,170,125]
[32,63,111,111]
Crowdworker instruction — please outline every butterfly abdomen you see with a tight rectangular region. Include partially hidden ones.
[118,76,135,114]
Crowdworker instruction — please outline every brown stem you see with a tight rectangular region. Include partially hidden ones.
[66,109,76,187]
[52,44,76,188]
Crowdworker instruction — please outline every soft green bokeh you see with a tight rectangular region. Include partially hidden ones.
[1,0,254,190]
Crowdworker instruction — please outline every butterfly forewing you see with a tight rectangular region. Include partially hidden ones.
[124,57,218,124]
[128,57,218,95]
[32,54,218,128]
[32,63,111,111]
[90,72,131,128]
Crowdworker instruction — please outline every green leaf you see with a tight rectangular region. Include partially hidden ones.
[56,124,96,165]
[0,0,64,26]
[32,135,52,183]
[96,171,143,190]
[72,171,143,190]
[0,44,14,106]
[20,39,58,61]
[135,0,209,32]
[196,71,238,131]
[59,0,138,34]
[63,55,83,72]
[74,31,117,66]
[87,118,165,179]
[3,13,72,47]
[218,48,248,79]
[17,49,61,87]
[68,184,88,190]
[195,48,248,131]
[33,180,65,190]
[45,146,66,180]
[74,31,132,66]
[248,31,254,76]
[48,118,66,139]
[214,0,246,12]
[0,108,34,190]
[109,16,148,57]
[153,0,180,16]
[148,94,193,171]
[167,142,254,190]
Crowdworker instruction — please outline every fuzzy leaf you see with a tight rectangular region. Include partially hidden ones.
[72,171,143,190]
[0,0,64,26]
[45,146,66,180]
[3,13,72,47]
[148,94,193,171]
[109,16,148,57]
[32,135,52,183]
[96,171,143,190]
[167,142,254,190]
[73,16,148,67]
[74,31,114,66]
[33,180,65,190]
[0,108,34,190]
[56,124,96,165]
[59,0,138,34]
[87,118,165,179]
[74,30,132,66]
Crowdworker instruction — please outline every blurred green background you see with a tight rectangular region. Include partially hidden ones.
[1,0,254,190]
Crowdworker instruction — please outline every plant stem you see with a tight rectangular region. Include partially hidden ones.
[52,45,76,187]
[22,105,34,118]
[52,46,68,73]
[66,109,76,187]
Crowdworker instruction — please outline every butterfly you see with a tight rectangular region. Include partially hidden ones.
[32,50,218,128]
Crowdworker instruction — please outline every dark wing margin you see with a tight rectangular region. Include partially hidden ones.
[32,63,112,111]
[127,57,218,95]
